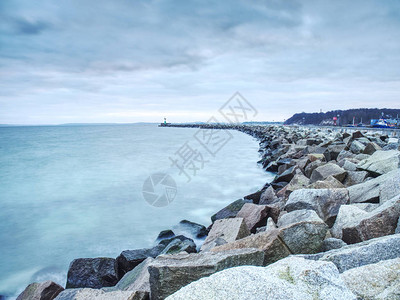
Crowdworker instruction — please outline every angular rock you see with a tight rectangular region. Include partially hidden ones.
[362,142,381,155]
[55,288,145,300]
[337,150,355,162]
[341,195,400,244]
[236,203,269,233]
[331,205,369,239]
[177,220,207,238]
[161,237,196,255]
[210,199,251,222]
[156,230,175,242]
[310,163,347,183]
[211,229,291,266]
[285,188,349,226]
[342,159,358,171]
[349,140,365,154]
[259,186,278,205]
[277,209,328,254]
[343,170,368,187]
[327,144,347,160]
[379,168,400,203]
[17,281,63,300]
[350,202,379,212]
[273,166,297,183]
[200,218,250,252]
[357,150,400,176]
[148,248,264,300]
[305,232,400,273]
[309,175,344,189]
[116,245,165,279]
[66,258,118,289]
[166,257,355,300]
[341,258,400,300]
[284,173,310,196]
[307,153,325,162]
[320,238,347,252]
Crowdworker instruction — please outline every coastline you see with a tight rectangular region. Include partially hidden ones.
[14,124,400,300]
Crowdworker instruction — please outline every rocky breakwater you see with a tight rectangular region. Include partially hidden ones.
[16,125,400,300]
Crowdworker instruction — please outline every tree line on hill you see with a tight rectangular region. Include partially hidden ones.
[284,108,400,126]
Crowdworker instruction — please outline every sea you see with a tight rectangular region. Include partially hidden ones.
[0,123,273,298]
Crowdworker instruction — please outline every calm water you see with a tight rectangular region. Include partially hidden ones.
[0,124,273,298]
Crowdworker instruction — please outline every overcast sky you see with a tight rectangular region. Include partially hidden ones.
[1,0,400,124]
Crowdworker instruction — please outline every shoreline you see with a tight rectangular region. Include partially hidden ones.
[14,124,400,300]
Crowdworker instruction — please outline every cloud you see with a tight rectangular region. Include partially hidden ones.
[0,0,400,124]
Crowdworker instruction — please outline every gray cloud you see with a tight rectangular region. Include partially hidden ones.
[0,0,400,124]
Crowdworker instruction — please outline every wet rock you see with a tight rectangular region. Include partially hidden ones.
[277,209,328,254]
[341,195,400,244]
[285,188,349,226]
[116,245,165,279]
[160,237,197,255]
[320,238,347,252]
[200,218,249,252]
[236,203,269,233]
[210,199,251,222]
[357,150,400,176]
[310,163,347,183]
[17,281,63,300]
[166,256,355,300]
[156,230,175,241]
[341,258,400,300]
[66,258,118,289]
[273,166,297,183]
[148,248,264,300]
[211,229,291,266]
[177,220,207,238]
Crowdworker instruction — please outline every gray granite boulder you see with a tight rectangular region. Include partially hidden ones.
[343,170,368,187]
[17,281,63,300]
[310,163,347,183]
[362,142,381,155]
[166,256,355,300]
[54,289,145,300]
[304,233,400,272]
[341,258,400,299]
[277,209,328,254]
[331,205,369,239]
[357,150,400,176]
[211,229,291,266]
[341,195,400,244]
[200,218,249,252]
[349,140,365,154]
[285,188,349,226]
[148,248,264,300]
[320,238,347,252]
[66,258,118,289]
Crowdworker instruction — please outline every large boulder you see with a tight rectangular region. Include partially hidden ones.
[259,186,278,205]
[349,140,365,154]
[17,281,63,300]
[236,203,269,233]
[210,199,251,222]
[66,258,118,289]
[166,257,355,300]
[211,229,291,266]
[341,195,400,244]
[277,209,328,254]
[343,170,368,187]
[379,168,400,203]
[54,289,145,300]
[362,142,381,155]
[331,205,369,239]
[357,150,400,176]
[285,189,349,226]
[341,258,400,299]
[309,175,344,189]
[283,173,310,196]
[303,234,400,273]
[176,220,207,238]
[160,237,197,255]
[116,245,165,279]
[320,238,347,252]
[200,218,249,252]
[310,163,347,183]
[148,248,264,300]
